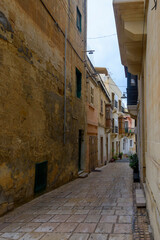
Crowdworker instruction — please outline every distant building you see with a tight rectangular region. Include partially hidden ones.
[86,59,111,171]
[96,68,136,159]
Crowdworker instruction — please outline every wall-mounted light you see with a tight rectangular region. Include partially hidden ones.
[83,50,95,54]
[121,92,127,99]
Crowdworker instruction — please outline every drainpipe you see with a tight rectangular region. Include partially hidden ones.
[64,27,67,145]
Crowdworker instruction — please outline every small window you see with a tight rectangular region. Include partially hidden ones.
[76,68,82,98]
[90,87,94,104]
[114,100,118,108]
[76,7,82,32]
[130,140,132,147]
[101,99,103,113]
[131,78,136,86]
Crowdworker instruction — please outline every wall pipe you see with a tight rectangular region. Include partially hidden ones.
[64,28,67,145]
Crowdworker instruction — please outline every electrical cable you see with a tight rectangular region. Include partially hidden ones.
[88,33,117,40]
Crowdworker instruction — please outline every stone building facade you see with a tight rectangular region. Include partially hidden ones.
[86,59,111,171]
[0,0,87,215]
[86,58,99,172]
[113,0,160,239]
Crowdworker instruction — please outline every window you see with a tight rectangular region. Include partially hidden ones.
[76,68,82,98]
[131,78,136,86]
[101,99,103,113]
[125,121,128,133]
[76,7,81,32]
[90,87,94,104]
[130,140,133,147]
[114,100,118,108]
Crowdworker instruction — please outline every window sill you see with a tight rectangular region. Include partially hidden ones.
[89,103,95,110]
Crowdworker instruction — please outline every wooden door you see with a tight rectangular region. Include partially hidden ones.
[106,136,108,163]
[89,136,98,171]
[101,137,103,164]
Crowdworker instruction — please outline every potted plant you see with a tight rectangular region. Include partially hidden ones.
[110,156,116,162]
[129,154,140,182]
[119,152,123,159]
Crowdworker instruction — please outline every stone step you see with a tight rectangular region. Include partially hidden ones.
[136,189,146,207]
[78,171,88,178]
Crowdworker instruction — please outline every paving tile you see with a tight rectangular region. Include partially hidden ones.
[69,233,89,240]
[75,210,90,215]
[88,233,108,240]
[67,215,87,223]
[89,210,101,215]
[49,215,70,223]
[101,210,115,215]
[114,224,132,234]
[108,234,133,240]
[55,223,78,233]
[19,233,44,240]
[75,223,97,233]
[1,232,24,239]
[118,216,132,223]
[115,210,132,216]
[95,223,113,234]
[117,198,133,203]
[117,203,133,207]
[0,223,10,231]
[34,222,59,232]
[1,223,24,233]
[100,215,117,223]
[84,215,101,223]
[17,223,41,233]
[13,215,36,223]
[31,215,53,223]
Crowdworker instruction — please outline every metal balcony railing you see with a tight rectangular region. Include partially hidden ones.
[125,128,135,133]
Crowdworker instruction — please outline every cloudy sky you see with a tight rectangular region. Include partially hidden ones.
[87,0,127,94]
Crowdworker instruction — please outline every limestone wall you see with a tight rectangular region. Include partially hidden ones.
[0,0,87,215]
[144,1,160,239]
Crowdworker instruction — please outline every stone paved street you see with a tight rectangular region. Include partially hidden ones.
[0,163,151,240]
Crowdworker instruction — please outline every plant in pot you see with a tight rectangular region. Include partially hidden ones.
[110,155,116,162]
[119,152,123,159]
[129,154,140,182]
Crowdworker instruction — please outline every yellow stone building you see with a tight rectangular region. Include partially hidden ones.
[0,0,87,215]
[86,59,112,171]
[113,0,160,239]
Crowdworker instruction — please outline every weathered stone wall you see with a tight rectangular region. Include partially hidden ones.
[144,1,160,239]
[0,0,87,215]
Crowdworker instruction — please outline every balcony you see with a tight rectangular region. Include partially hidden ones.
[106,119,112,130]
[125,67,138,116]
[119,116,125,135]
[113,0,146,75]
[105,104,112,131]
[125,127,135,134]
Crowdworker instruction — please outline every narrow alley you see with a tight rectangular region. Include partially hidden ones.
[0,162,152,240]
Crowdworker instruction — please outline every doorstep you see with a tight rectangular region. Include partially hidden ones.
[78,171,88,178]
[135,188,146,207]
